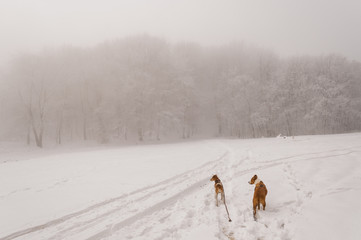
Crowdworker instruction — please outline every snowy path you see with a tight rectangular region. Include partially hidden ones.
[0,151,229,240]
[1,134,361,239]
[101,143,361,240]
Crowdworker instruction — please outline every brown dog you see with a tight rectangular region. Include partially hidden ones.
[248,174,267,219]
[210,174,232,222]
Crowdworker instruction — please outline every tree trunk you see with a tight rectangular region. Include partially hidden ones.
[138,127,143,141]
[83,118,87,141]
[27,124,31,145]
[156,118,161,141]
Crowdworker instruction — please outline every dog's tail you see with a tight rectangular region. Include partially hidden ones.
[222,193,232,222]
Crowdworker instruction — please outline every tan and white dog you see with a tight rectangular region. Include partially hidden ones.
[248,174,268,219]
[210,174,232,222]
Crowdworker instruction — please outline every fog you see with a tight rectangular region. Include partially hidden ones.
[1,0,361,64]
[0,0,361,147]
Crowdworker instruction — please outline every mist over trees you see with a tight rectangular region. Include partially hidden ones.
[1,35,361,147]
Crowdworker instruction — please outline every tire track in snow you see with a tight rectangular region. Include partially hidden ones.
[72,146,361,240]
[84,150,234,240]
[217,146,361,240]
[234,148,361,177]
[256,145,361,165]
[0,152,229,240]
[85,177,212,240]
[213,142,241,239]
[3,145,361,240]
[51,155,228,240]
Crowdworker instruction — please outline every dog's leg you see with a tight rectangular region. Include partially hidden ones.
[253,199,257,218]
[215,192,219,207]
[261,198,266,210]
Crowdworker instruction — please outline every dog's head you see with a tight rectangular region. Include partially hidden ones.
[248,175,258,185]
[210,174,219,182]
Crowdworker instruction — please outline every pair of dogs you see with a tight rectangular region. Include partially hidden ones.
[210,174,268,221]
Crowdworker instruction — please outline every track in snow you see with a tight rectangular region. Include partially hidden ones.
[1,152,229,240]
[2,144,361,240]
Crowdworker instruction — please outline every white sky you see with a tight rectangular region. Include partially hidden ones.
[1,0,361,66]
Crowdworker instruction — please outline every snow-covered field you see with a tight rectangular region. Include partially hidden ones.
[1,133,361,240]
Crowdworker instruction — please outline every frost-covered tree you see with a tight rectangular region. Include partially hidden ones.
[1,36,361,146]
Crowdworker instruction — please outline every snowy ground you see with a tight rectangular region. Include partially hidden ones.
[1,133,361,240]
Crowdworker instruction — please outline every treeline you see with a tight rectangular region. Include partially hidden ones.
[1,35,361,147]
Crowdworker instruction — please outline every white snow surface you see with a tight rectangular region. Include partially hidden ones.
[1,133,361,240]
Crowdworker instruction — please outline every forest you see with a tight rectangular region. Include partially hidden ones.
[1,35,361,147]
